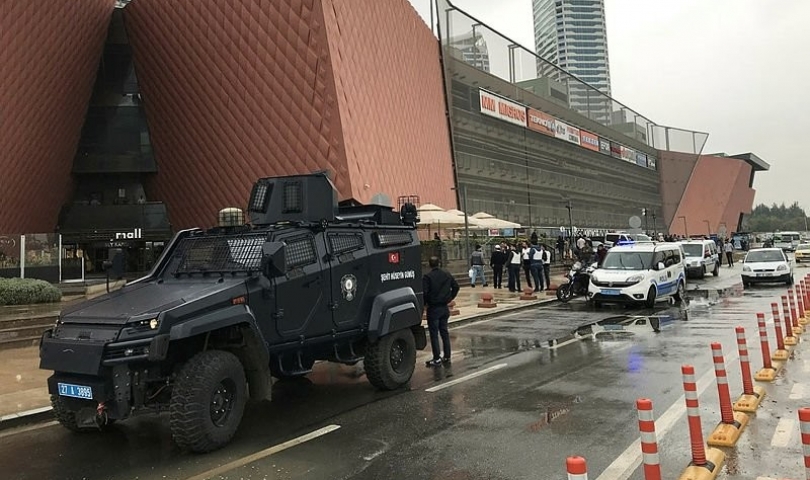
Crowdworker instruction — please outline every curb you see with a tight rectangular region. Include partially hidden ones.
[0,406,53,432]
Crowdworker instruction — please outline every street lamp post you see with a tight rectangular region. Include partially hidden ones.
[565,200,574,238]
[678,215,688,237]
[452,185,471,261]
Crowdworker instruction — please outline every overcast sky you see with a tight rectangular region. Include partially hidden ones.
[407,0,810,211]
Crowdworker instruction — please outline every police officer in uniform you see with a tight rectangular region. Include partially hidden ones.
[422,256,460,367]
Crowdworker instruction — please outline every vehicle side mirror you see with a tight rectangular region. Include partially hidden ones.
[261,241,286,277]
[656,262,665,271]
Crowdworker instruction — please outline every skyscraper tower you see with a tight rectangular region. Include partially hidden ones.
[533,0,612,123]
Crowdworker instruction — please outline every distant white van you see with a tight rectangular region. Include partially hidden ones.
[678,239,720,278]
[588,243,686,308]
[774,231,801,252]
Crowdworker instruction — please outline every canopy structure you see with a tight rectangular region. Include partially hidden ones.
[416,204,466,226]
[471,212,521,229]
[444,208,487,228]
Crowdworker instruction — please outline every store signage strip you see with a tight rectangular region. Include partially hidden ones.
[478,88,656,169]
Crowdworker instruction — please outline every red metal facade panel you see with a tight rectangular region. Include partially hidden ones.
[670,155,755,236]
[0,0,113,233]
[656,150,700,230]
[322,0,457,209]
[124,0,348,229]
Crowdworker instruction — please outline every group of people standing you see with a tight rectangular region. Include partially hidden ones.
[470,241,552,293]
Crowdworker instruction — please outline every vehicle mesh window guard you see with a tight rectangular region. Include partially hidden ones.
[285,236,317,268]
[373,231,413,248]
[329,233,364,254]
[173,234,265,274]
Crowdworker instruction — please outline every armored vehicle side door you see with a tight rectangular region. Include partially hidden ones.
[273,233,331,339]
[325,232,370,328]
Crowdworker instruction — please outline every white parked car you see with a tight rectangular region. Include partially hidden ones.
[741,248,793,287]
[588,243,686,308]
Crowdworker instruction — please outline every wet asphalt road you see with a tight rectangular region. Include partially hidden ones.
[1,262,807,480]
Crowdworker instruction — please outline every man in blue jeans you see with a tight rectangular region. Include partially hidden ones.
[422,256,460,367]
[469,244,487,287]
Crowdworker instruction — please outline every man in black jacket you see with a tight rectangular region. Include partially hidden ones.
[422,256,460,367]
[490,244,508,289]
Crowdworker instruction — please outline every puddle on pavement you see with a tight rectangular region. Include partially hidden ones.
[454,279,756,358]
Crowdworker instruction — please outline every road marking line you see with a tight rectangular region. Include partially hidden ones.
[789,383,805,400]
[0,420,58,439]
[184,424,341,480]
[0,406,52,423]
[595,352,739,480]
[425,363,508,392]
[770,418,796,448]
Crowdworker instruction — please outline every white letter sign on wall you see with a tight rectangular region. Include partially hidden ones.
[479,89,527,127]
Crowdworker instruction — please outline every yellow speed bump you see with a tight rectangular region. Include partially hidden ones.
[784,334,798,346]
[772,348,791,362]
[754,361,782,382]
[733,386,766,413]
[676,447,725,480]
[707,411,749,447]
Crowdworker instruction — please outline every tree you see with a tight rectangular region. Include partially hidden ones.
[743,202,808,232]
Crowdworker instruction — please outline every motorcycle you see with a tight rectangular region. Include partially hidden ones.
[556,260,598,302]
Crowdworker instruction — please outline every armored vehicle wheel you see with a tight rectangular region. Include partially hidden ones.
[170,350,247,453]
[365,329,416,390]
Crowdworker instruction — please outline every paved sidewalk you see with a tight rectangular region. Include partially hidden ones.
[0,275,566,427]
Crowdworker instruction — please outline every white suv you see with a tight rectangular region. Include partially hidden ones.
[741,248,793,287]
[588,243,686,308]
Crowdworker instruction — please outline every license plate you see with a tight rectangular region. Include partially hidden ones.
[601,289,620,296]
[58,382,93,400]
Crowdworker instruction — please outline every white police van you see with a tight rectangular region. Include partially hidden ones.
[588,243,686,308]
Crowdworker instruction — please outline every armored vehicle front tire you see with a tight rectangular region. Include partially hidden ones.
[170,350,247,453]
[364,328,416,390]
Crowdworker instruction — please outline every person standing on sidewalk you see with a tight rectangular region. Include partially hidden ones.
[541,244,552,288]
[422,256,459,367]
[521,242,534,290]
[490,244,507,289]
[469,244,487,287]
[507,244,522,292]
[724,239,734,267]
[529,242,544,292]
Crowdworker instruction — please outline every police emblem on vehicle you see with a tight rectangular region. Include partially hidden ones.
[341,274,357,301]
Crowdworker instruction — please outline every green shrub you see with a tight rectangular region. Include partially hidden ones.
[0,278,62,306]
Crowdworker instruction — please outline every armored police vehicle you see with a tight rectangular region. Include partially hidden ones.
[39,173,426,452]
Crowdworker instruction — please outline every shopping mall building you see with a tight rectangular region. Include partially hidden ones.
[0,0,768,278]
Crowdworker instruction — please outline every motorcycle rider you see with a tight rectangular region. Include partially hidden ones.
[596,244,607,267]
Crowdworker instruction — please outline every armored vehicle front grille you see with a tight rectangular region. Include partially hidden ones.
[374,231,413,248]
[173,234,265,274]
